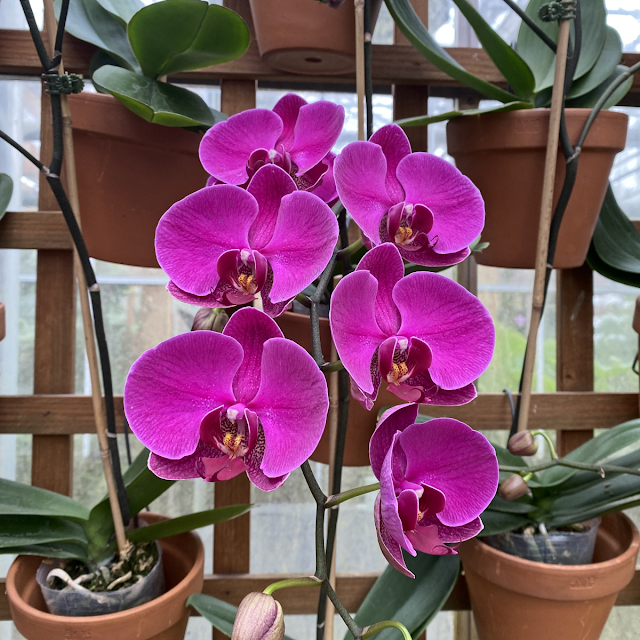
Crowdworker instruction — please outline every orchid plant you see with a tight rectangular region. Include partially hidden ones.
[122,93,501,639]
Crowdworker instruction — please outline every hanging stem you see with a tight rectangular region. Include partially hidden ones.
[500,459,640,477]
[362,620,413,640]
[263,577,322,596]
[516,16,572,434]
[325,482,380,508]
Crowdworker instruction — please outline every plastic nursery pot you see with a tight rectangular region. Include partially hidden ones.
[6,513,205,640]
[446,108,628,269]
[248,0,383,76]
[67,92,208,268]
[36,545,165,616]
[459,513,640,640]
[275,310,405,466]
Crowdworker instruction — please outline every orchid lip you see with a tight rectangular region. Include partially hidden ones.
[217,249,268,298]
[384,202,435,252]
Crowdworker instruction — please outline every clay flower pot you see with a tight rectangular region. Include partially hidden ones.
[249,0,383,76]
[6,513,205,640]
[68,93,208,268]
[275,310,403,466]
[446,108,628,269]
[459,512,640,640]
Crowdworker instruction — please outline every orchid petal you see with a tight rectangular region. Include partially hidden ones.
[399,419,498,527]
[124,331,241,459]
[250,338,329,478]
[397,489,419,531]
[334,142,394,243]
[405,523,457,556]
[201,456,249,482]
[273,93,307,151]
[398,245,470,268]
[309,154,338,204]
[167,281,230,307]
[419,484,447,519]
[156,186,257,297]
[434,516,483,543]
[356,244,403,336]
[289,101,344,175]
[375,493,414,578]
[394,272,495,390]
[330,271,388,394]
[199,110,283,185]
[247,165,298,250]
[223,307,284,404]
[261,191,338,303]
[149,442,222,480]
[396,153,484,254]
[369,403,419,479]
[369,124,411,204]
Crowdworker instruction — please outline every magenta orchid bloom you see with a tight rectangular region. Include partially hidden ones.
[334,124,484,267]
[156,164,339,318]
[124,307,329,491]
[199,93,344,202]
[370,403,498,577]
[329,244,494,409]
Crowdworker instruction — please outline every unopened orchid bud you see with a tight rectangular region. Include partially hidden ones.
[191,308,229,333]
[507,431,538,457]
[231,592,284,640]
[498,474,530,501]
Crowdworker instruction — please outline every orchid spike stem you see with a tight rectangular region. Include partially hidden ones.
[295,293,312,308]
[362,620,412,640]
[263,576,322,596]
[530,430,557,460]
[325,482,380,508]
[499,460,640,478]
[320,360,344,372]
[337,236,363,259]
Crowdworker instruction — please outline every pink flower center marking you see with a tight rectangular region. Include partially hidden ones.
[383,203,435,253]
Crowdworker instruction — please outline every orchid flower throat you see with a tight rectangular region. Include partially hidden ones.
[379,336,431,386]
[217,248,268,302]
[246,147,328,192]
[382,202,436,252]
[201,403,259,461]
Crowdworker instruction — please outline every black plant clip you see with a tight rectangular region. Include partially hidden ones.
[539,0,576,22]
[42,72,84,95]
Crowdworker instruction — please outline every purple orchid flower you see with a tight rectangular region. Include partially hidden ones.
[334,124,484,267]
[329,244,494,409]
[370,403,498,577]
[155,164,339,318]
[199,93,344,203]
[124,307,329,491]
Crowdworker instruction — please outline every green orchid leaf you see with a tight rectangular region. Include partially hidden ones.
[0,173,13,222]
[95,0,143,24]
[93,66,219,127]
[0,478,89,520]
[384,0,518,103]
[345,553,460,640]
[127,504,253,544]
[567,65,633,110]
[187,594,297,640]
[0,542,91,563]
[396,101,532,127]
[479,509,530,536]
[567,27,623,99]
[487,495,535,514]
[0,515,88,548]
[127,1,250,79]
[516,0,607,93]
[449,0,534,101]
[539,419,640,487]
[54,0,138,71]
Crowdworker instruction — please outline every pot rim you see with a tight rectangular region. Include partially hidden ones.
[6,512,204,626]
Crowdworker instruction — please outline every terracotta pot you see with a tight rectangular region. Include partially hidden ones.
[68,93,208,268]
[275,311,402,466]
[459,512,640,640]
[249,0,383,76]
[446,108,628,269]
[6,513,205,640]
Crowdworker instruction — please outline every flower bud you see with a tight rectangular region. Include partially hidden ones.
[498,474,530,501]
[507,431,538,457]
[191,308,229,333]
[231,592,284,640]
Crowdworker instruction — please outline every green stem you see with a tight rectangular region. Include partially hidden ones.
[319,360,344,373]
[499,459,640,477]
[337,236,362,259]
[531,430,557,460]
[362,620,412,640]
[325,482,380,508]
[263,577,322,596]
[295,292,311,308]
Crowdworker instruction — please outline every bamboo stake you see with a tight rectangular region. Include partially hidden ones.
[323,277,340,640]
[633,297,640,417]
[355,0,365,141]
[42,0,130,557]
[517,16,572,433]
